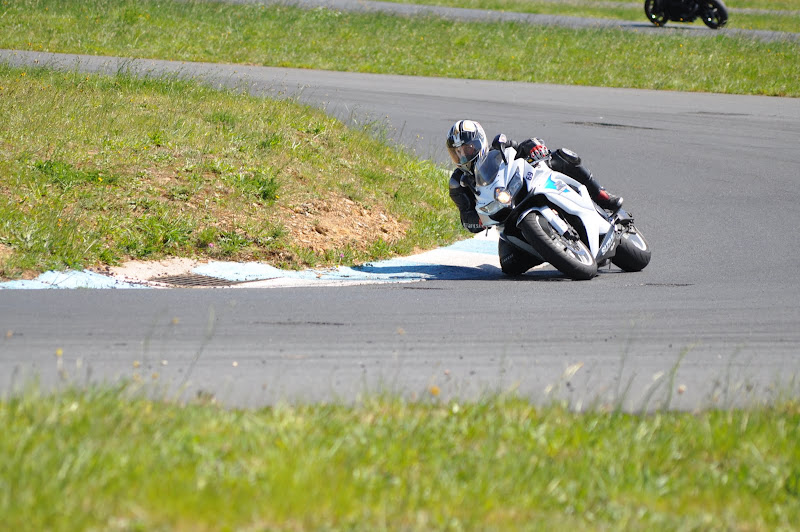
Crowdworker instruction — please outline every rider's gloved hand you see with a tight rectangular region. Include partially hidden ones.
[459,172,477,192]
[518,138,550,164]
[491,133,517,151]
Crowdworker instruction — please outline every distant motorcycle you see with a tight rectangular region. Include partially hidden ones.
[644,0,728,29]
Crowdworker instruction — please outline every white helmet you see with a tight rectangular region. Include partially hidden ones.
[446,120,488,175]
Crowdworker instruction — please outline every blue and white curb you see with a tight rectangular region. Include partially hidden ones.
[0,231,502,289]
[0,270,149,290]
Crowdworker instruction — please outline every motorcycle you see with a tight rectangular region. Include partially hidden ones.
[470,147,651,280]
[644,0,728,29]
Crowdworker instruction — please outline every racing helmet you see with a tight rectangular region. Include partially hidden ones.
[446,120,488,175]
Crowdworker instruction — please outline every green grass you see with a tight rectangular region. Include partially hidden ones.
[1,0,798,97]
[0,65,461,278]
[2,384,799,530]
[383,0,800,33]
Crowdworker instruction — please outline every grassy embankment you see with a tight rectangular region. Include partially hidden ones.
[0,65,461,278]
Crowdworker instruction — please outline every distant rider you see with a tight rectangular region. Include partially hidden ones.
[445,119,623,234]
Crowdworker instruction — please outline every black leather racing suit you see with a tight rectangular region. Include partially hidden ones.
[448,138,610,233]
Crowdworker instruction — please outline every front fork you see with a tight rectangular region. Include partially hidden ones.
[597,209,635,263]
[596,228,619,264]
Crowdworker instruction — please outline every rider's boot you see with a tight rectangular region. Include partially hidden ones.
[593,188,624,211]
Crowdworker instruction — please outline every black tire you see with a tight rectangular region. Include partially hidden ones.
[644,0,669,26]
[611,226,652,272]
[498,238,542,276]
[518,212,597,280]
[701,0,728,29]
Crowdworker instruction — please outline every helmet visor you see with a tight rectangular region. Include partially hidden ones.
[448,143,478,166]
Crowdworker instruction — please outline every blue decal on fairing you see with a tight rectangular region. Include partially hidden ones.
[544,177,569,193]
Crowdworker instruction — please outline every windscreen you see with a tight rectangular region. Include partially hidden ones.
[474,149,504,187]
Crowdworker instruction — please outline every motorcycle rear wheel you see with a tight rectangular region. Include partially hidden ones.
[611,226,652,272]
[701,0,728,29]
[644,0,669,26]
[519,212,597,280]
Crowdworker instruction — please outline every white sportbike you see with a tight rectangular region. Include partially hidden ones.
[471,147,651,280]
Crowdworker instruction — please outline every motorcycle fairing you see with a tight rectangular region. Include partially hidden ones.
[474,148,527,227]
[524,165,613,257]
[473,148,617,259]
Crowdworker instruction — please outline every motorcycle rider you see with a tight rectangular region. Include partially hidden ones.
[446,119,624,235]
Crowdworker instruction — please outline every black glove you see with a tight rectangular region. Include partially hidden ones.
[449,184,484,233]
[516,138,551,164]
[491,133,517,152]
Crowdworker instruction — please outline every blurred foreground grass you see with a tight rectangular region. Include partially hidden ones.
[2,384,800,530]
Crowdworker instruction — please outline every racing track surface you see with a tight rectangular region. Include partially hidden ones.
[2,50,800,410]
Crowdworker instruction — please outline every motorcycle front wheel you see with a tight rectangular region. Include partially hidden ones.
[519,212,597,280]
[611,225,652,272]
[701,0,728,29]
[644,0,669,26]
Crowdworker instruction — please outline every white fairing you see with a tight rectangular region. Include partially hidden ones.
[474,147,613,258]
[474,148,529,227]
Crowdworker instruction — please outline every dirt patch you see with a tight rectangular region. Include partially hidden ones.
[281,195,407,255]
[92,194,409,282]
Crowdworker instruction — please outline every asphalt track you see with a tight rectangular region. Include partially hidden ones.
[2,28,800,410]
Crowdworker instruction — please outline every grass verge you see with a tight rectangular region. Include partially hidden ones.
[0,65,461,279]
[1,0,798,97]
[2,384,799,530]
